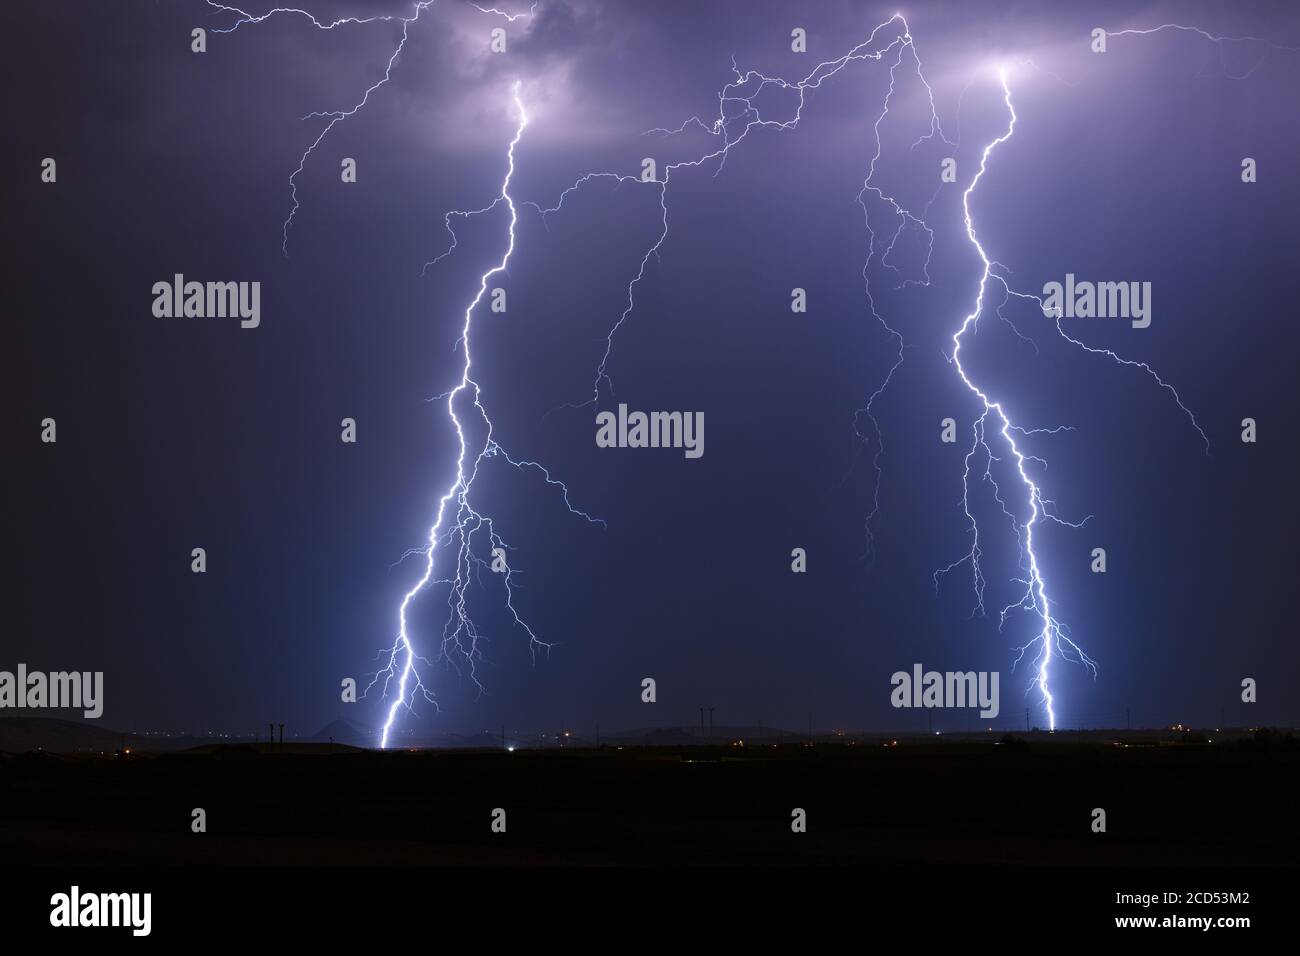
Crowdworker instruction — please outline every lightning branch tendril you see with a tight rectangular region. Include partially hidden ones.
[206,1,444,257]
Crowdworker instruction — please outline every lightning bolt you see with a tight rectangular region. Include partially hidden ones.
[374,73,521,743]
[209,5,596,747]
[370,82,606,749]
[943,68,1096,731]
[538,17,1217,730]
[940,49,1235,726]
[937,21,1300,721]
[942,16,1300,720]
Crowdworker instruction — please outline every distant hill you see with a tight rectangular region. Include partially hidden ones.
[310,719,375,746]
[0,717,213,753]
[608,725,798,745]
[1,717,384,754]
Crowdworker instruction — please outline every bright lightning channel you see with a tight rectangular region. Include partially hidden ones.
[372,82,602,748]
[946,69,1094,731]
[206,2,595,747]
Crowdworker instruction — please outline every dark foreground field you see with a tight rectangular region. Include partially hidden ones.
[2,735,1297,866]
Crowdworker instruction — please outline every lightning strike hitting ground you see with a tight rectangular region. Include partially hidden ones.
[371,84,601,748]
[944,69,1096,731]
[937,51,1228,724]
[541,16,1215,728]
[209,3,595,747]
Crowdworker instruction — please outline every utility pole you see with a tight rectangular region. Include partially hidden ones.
[278,723,284,753]
[707,708,714,744]
[1025,708,1030,732]
[699,707,705,743]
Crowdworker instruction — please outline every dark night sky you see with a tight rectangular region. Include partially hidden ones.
[7,0,1299,740]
